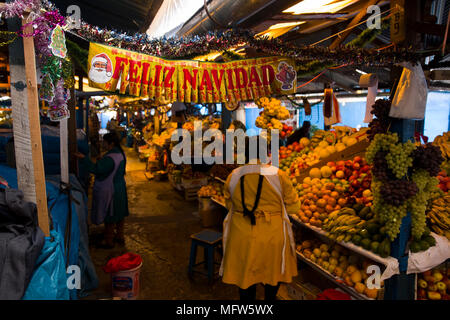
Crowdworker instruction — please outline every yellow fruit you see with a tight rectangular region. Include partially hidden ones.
[364,287,378,299]
[319,141,329,148]
[329,257,339,266]
[351,270,362,284]
[328,264,336,274]
[300,137,310,146]
[355,282,366,294]
[309,168,322,179]
[341,136,349,145]
[320,166,332,178]
[326,146,336,154]
[346,265,358,275]
[319,149,331,159]
[303,177,312,184]
[335,143,346,152]
[334,266,344,277]
[301,240,312,249]
[313,248,321,258]
[321,252,330,260]
[319,244,329,252]
[331,250,340,258]
[345,137,357,146]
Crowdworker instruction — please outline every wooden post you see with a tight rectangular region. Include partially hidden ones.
[21,15,50,235]
[67,86,78,174]
[60,119,69,184]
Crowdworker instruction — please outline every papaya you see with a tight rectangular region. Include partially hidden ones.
[361,238,371,250]
[353,203,364,213]
[366,223,381,235]
[359,206,371,219]
[359,229,370,239]
[378,238,391,257]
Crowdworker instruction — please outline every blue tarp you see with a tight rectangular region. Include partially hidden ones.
[0,164,98,299]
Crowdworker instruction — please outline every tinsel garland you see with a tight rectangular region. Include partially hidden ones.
[37,1,419,67]
[346,20,390,49]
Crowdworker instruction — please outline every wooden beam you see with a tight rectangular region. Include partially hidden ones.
[270,13,348,21]
[330,0,380,49]
[22,15,49,236]
[413,22,446,36]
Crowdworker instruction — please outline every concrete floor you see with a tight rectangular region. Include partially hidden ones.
[85,146,254,300]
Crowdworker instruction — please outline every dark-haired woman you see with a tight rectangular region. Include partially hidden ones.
[76,131,129,248]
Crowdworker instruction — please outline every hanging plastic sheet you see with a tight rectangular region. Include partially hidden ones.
[359,73,378,123]
[22,230,70,300]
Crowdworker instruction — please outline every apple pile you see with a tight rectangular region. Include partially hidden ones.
[326,157,373,206]
[417,266,450,300]
[437,171,450,192]
[281,124,294,139]
[279,141,310,173]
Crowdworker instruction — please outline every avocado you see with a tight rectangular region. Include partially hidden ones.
[378,238,391,257]
[361,238,371,250]
[353,203,364,213]
[366,223,381,235]
[352,234,362,245]
[359,206,371,219]
[370,241,380,253]
[359,229,370,239]
[372,234,383,242]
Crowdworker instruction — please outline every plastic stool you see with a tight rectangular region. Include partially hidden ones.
[188,229,222,283]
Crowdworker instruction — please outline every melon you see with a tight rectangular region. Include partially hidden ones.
[309,168,322,179]
[335,143,346,152]
[326,145,336,154]
[320,166,332,178]
[300,137,310,146]
[345,137,357,146]
[319,149,331,159]
[319,141,329,148]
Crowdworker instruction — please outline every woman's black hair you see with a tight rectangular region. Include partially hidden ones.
[103,131,127,172]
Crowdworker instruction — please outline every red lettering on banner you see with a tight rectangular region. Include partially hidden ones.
[226,69,235,90]
[199,70,212,91]
[234,68,248,89]
[261,65,275,85]
[129,60,142,83]
[249,67,262,86]
[183,68,198,89]
[163,66,175,88]
[141,62,151,85]
[112,57,129,79]
[154,65,163,87]
[211,69,225,89]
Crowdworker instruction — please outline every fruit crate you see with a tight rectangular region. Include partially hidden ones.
[181,177,208,189]
[296,138,370,184]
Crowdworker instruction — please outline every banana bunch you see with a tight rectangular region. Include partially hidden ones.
[310,130,327,148]
[332,126,353,140]
[427,195,450,240]
[433,132,450,159]
[323,208,365,242]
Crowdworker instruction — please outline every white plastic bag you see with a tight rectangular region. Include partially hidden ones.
[389,62,428,120]
[407,233,450,274]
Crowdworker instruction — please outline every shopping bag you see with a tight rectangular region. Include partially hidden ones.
[22,230,70,300]
[389,62,428,120]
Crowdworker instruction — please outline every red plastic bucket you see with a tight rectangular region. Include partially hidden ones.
[111,262,142,300]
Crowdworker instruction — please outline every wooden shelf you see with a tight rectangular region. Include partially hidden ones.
[289,214,399,268]
[296,251,372,300]
[211,196,226,208]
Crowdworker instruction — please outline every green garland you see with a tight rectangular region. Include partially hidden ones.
[66,39,89,74]
[346,20,389,48]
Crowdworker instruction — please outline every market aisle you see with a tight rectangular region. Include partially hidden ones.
[85,146,242,300]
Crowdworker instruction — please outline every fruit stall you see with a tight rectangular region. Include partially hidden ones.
[190,94,450,300]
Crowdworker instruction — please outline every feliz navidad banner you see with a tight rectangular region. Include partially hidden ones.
[87,43,297,103]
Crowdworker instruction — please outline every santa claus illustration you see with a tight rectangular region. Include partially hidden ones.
[89,53,113,84]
